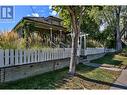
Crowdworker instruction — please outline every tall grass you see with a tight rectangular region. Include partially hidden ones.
[0,31,20,49]
[0,31,50,49]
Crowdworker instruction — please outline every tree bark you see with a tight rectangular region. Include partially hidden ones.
[69,31,79,75]
[116,6,122,51]
[67,7,80,75]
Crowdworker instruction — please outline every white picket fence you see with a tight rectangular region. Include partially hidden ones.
[0,48,115,68]
[85,48,105,55]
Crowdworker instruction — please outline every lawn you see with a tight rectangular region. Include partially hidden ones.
[91,53,127,66]
[0,64,120,89]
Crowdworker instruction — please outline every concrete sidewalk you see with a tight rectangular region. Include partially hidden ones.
[82,62,122,71]
[110,69,127,90]
[81,62,127,89]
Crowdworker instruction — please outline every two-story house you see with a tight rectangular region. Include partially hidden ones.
[12,16,70,48]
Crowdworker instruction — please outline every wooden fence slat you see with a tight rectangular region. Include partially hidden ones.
[63,49,64,58]
[52,49,54,60]
[57,49,59,59]
[60,49,62,59]
[44,50,46,61]
[54,49,56,59]
[51,49,53,60]
[66,48,69,58]
[61,49,63,59]
[15,49,19,65]
[34,50,37,62]
[40,50,42,61]
[41,50,43,61]
[19,50,22,64]
[60,49,61,58]
[45,50,47,61]
[49,50,51,60]
[10,49,14,66]
[0,49,4,67]
[38,50,41,61]
[46,50,50,61]
[43,50,46,61]
[31,50,33,62]
[63,49,65,58]
[55,49,57,59]
[27,50,30,63]
[50,50,51,60]
[50,50,52,60]
[43,51,46,61]
[47,50,49,61]
[5,49,10,66]
[37,50,40,62]
[24,50,26,64]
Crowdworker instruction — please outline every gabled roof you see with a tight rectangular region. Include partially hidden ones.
[12,16,66,32]
[24,17,50,24]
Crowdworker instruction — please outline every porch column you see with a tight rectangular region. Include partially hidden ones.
[78,36,82,56]
[60,30,62,42]
[78,36,81,50]
[79,34,86,56]
[84,35,86,49]
[24,24,30,49]
[50,28,52,46]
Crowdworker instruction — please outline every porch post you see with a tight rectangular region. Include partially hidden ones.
[79,36,82,56]
[84,35,86,49]
[80,33,87,56]
[60,30,62,42]
[50,28,52,46]
[24,24,30,49]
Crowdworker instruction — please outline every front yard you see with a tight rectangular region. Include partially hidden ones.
[0,64,120,89]
[91,53,127,67]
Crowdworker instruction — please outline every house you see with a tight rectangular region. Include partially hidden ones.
[12,16,71,48]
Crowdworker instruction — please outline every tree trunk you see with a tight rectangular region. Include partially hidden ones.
[116,26,122,51]
[69,31,79,75]
[68,7,80,75]
[116,6,122,51]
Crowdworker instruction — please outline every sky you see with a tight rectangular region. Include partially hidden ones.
[0,5,58,32]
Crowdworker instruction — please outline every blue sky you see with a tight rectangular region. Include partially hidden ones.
[0,5,58,32]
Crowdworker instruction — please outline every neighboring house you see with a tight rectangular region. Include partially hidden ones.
[12,16,71,48]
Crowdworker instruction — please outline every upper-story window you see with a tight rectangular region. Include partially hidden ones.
[46,16,62,26]
[52,20,60,26]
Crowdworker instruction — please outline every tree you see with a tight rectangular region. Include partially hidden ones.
[98,6,127,51]
[115,6,122,51]
[54,6,85,75]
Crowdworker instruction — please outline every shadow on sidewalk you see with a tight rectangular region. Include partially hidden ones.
[75,73,127,89]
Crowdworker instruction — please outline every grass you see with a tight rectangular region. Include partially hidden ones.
[91,53,127,66]
[0,64,120,89]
